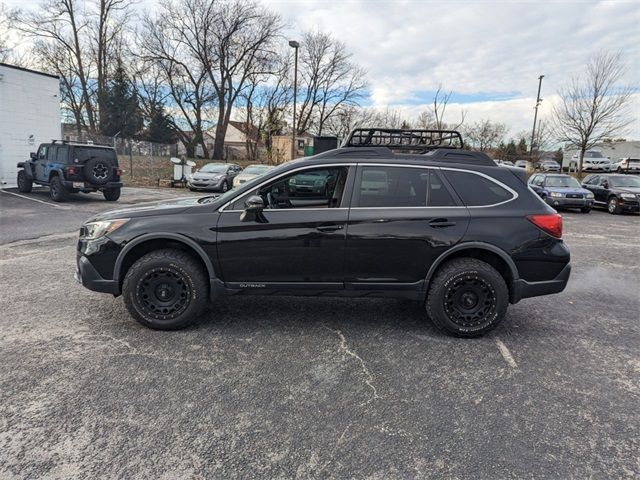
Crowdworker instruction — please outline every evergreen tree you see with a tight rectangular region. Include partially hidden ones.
[145,101,177,144]
[100,62,143,138]
[516,137,528,157]
[505,140,517,161]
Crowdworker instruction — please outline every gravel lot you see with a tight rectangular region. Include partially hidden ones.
[1,187,639,479]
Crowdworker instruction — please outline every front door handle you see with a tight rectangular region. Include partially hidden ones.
[429,218,457,228]
[316,225,344,232]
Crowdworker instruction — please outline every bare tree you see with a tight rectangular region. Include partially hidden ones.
[204,0,282,159]
[138,1,216,157]
[463,119,508,151]
[431,85,466,130]
[296,31,367,135]
[552,51,633,176]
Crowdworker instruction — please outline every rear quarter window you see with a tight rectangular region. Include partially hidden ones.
[443,170,514,207]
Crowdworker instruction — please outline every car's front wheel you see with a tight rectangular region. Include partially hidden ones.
[581,206,592,213]
[426,258,508,337]
[122,249,208,330]
[17,170,33,193]
[220,181,229,193]
[607,197,622,215]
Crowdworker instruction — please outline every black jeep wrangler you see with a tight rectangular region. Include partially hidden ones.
[76,129,571,337]
[17,140,123,202]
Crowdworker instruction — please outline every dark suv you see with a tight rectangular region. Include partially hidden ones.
[581,174,640,214]
[17,141,123,202]
[76,129,571,337]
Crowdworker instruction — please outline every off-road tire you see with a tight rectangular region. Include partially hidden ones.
[49,176,69,202]
[103,187,121,201]
[426,258,508,338]
[580,206,592,213]
[17,170,33,193]
[122,249,208,330]
[607,196,621,215]
[84,157,115,185]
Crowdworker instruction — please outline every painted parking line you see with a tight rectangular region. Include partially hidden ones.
[495,338,518,369]
[0,189,70,209]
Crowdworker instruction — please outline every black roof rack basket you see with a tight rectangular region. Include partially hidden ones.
[342,128,464,153]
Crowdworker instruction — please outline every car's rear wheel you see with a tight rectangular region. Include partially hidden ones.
[607,197,621,215]
[17,170,33,193]
[426,258,508,337]
[103,187,121,201]
[49,176,68,202]
[122,249,208,330]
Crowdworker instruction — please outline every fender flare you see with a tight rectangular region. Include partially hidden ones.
[424,241,520,288]
[48,168,65,182]
[113,232,217,284]
[17,162,34,180]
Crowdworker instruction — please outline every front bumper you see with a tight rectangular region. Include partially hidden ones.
[618,199,640,212]
[545,196,594,209]
[188,179,225,191]
[76,255,119,295]
[512,263,571,303]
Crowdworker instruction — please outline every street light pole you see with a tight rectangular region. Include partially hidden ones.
[289,40,300,161]
[530,75,544,159]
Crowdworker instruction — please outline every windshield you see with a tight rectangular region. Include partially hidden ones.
[545,176,580,188]
[610,176,640,188]
[243,165,271,175]
[199,164,228,173]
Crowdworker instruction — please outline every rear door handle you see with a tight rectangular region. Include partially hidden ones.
[316,224,344,232]
[429,218,457,228]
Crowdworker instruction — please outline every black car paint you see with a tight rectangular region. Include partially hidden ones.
[581,174,640,213]
[77,152,571,304]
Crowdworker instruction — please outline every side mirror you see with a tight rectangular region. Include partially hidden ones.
[244,195,264,212]
[240,195,266,223]
[30,152,37,160]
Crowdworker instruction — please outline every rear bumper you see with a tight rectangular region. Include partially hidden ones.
[76,255,120,295]
[63,180,123,190]
[512,263,571,303]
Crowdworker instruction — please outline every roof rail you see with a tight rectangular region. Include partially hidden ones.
[342,128,464,152]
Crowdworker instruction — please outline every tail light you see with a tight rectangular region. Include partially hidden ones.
[115,168,122,176]
[527,213,563,239]
[66,166,77,175]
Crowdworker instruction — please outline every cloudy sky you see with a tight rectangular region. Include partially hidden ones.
[5,0,640,140]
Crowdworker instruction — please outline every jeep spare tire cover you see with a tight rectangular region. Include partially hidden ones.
[84,157,115,185]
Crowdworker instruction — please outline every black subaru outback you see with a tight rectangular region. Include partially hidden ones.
[76,129,570,337]
[17,140,122,202]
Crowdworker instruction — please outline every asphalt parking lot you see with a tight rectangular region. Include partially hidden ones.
[1,187,639,479]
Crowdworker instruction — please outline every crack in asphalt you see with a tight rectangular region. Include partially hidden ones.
[323,325,380,404]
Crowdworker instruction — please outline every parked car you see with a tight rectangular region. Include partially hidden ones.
[612,157,640,174]
[528,173,594,213]
[514,160,528,169]
[571,151,612,172]
[494,160,514,167]
[188,163,242,192]
[17,141,122,202]
[540,160,561,172]
[232,164,274,187]
[76,128,570,338]
[581,174,640,214]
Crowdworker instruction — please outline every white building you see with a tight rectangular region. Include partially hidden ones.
[0,63,60,188]
[562,140,640,169]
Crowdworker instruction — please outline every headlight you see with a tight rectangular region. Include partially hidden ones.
[585,192,594,199]
[83,218,129,240]
[549,192,564,198]
[620,193,636,199]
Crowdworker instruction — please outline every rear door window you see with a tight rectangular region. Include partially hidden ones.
[354,166,457,208]
[56,146,68,163]
[443,170,514,207]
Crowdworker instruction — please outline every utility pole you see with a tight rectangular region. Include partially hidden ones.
[289,40,300,161]
[530,75,544,159]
